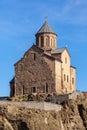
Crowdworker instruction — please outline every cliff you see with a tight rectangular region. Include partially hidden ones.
[0,98,87,130]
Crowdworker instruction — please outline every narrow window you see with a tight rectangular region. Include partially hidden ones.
[36,36,39,46]
[32,87,36,93]
[23,85,24,95]
[41,36,44,47]
[67,75,69,82]
[64,74,66,81]
[46,37,49,46]
[34,53,36,60]
[72,78,74,84]
[46,83,49,93]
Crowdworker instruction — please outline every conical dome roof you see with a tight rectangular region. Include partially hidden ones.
[36,21,57,35]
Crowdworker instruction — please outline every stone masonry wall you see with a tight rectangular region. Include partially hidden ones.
[70,66,76,92]
[54,60,62,94]
[36,33,57,50]
[0,101,62,111]
[14,45,55,96]
[61,49,71,94]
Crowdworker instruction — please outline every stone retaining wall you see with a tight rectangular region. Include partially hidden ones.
[0,101,62,111]
[52,92,79,103]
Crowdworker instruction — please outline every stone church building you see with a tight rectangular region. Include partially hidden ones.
[10,21,76,97]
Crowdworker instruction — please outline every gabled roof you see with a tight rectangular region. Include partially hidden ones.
[14,44,44,66]
[36,21,57,35]
[24,44,44,56]
[52,48,65,54]
[43,52,62,62]
[52,47,71,57]
[14,44,62,66]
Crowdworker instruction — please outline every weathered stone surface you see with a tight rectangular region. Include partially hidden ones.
[10,22,76,97]
[0,98,87,130]
[13,44,76,97]
[15,45,55,96]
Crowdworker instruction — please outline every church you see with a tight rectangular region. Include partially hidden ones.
[10,21,76,97]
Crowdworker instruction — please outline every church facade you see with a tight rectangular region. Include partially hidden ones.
[10,21,76,97]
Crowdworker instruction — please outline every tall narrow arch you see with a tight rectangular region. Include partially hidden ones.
[22,85,24,95]
[51,39,52,46]
[41,36,44,47]
[46,36,49,47]
[46,83,49,93]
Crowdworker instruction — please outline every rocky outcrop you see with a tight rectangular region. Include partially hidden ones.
[0,98,87,130]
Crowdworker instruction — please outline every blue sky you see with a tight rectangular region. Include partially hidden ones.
[0,0,87,96]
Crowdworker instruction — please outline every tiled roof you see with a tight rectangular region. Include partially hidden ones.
[36,21,57,35]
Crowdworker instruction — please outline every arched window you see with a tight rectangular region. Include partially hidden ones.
[36,36,39,46]
[22,85,24,95]
[34,53,36,60]
[67,75,69,82]
[64,74,66,81]
[41,36,44,47]
[46,83,49,93]
[46,37,49,47]
[32,53,36,60]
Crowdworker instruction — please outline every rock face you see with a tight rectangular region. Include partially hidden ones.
[0,99,87,130]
